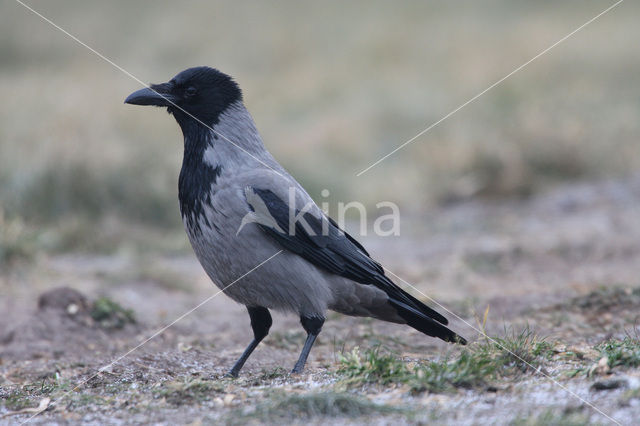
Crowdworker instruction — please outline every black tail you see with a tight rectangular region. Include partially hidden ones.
[389,298,467,344]
[377,275,467,345]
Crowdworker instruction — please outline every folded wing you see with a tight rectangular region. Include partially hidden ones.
[244,187,466,344]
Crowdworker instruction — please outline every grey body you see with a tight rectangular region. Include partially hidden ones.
[124,66,464,375]
[186,103,401,322]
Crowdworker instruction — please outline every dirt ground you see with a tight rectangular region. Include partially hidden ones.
[1,175,640,425]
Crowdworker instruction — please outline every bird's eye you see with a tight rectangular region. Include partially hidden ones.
[185,86,197,97]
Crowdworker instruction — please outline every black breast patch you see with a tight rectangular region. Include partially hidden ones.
[178,132,222,234]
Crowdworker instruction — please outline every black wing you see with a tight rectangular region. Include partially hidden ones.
[247,188,466,344]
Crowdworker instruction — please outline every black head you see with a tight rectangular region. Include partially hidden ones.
[124,66,242,128]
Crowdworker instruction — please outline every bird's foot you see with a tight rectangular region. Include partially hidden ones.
[224,370,239,378]
[290,364,305,375]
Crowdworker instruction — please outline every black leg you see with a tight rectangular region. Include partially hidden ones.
[291,315,324,374]
[227,306,272,377]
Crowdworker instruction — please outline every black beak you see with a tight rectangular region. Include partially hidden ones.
[124,83,175,106]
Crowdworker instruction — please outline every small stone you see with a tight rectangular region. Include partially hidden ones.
[588,356,610,376]
[178,342,192,352]
[67,303,79,315]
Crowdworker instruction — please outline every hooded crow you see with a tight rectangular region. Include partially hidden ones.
[125,66,466,376]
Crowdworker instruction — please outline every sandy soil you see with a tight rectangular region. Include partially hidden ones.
[1,175,640,425]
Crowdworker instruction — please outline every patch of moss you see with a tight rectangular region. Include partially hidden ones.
[90,297,136,329]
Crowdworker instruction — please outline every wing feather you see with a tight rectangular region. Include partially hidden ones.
[246,188,452,327]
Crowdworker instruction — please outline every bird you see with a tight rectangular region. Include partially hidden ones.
[124,66,466,376]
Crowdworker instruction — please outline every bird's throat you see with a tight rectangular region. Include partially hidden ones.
[178,129,222,234]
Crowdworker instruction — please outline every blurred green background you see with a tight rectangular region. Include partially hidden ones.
[1,0,638,262]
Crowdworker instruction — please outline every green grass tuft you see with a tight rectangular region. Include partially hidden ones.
[595,337,640,369]
[337,326,554,393]
[412,349,497,393]
[476,326,555,373]
[338,346,410,386]
[565,337,640,377]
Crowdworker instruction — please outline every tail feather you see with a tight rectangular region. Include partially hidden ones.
[389,298,467,345]
[374,276,449,325]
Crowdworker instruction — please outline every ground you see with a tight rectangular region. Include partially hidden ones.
[1,1,639,424]
[2,176,640,425]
